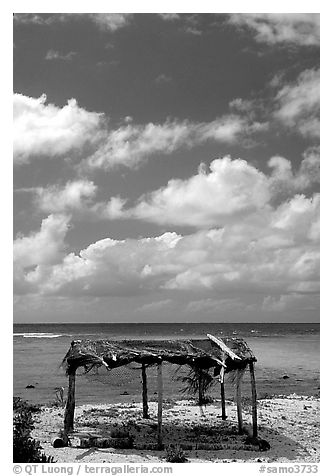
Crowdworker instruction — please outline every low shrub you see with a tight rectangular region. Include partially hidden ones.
[164,444,188,463]
[13,397,56,463]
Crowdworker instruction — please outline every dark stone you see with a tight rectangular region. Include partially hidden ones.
[244,436,270,451]
[120,391,129,395]
[258,439,271,451]
[52,437,66,448]
[26,384,35,389]
[244,435,259,445]
[282,375,289,379]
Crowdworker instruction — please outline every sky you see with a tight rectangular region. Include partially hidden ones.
[13,12,320,323]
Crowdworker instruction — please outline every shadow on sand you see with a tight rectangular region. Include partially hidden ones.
[69,416,312,462]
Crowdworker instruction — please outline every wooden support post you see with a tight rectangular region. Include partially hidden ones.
[198,369,204,405]
[141,363,149,419]
[64,370,76,433]
[236,369,243,434]
[220,367,227,420]
[157,362,163,449]
[249,361,258,439]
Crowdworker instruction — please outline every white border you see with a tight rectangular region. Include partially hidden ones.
[4,2,329,474]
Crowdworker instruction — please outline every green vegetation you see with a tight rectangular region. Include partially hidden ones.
[177,366,215,405]
[164,444,188,463]
[13,397,55,463]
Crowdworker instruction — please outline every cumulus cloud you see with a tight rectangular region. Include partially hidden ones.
[88,13,132,32]
[228,13,319,46]
[123,154,319,227]
[27,154,319,225]
[14,13,132,32]
[297,147,320,188]
[14,94,104,164]
[228,68,320,139]
[14,214,71,294]
[14,92,268,169]
[34,180,97,214]
[274,69,320,138]
[85,115,266,170]
[16,231,183,296]
[29,180,128,219]
[130,156,270,227]
[99,197,129,220]
[268,147,319,202]
[14,214,70,268]
[14,193,319,303]
[229,97,258,115]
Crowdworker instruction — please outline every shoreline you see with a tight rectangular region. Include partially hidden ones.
[17,376,321,407]
[32,394,320,463]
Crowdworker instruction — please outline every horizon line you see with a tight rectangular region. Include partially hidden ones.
[13,321,320,325]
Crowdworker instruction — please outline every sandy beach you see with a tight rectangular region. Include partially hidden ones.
[32,395,319,463]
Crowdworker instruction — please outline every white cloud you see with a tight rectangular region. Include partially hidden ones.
[229,97,258,115]
[14,13,132,32]
[14,94,104,164]
[274,69,320,138]
[28,154,319,227]
[45,50,77,61]
[18,231,184,296]
[14,191,319,304]
[158,14,181,21]
[14,13,51,25]
[34,180,97,213]
[14,214,71,294]
[85,115,266,170]
[297,147,320,188]
[14,93,267,170]
[99,197,129,220]
[125,155,319,227]
[14,214,70,269]
[268,146,319,202]
[229,13,319,46]
[88,14,132,32]
[30,180,129,219]
[157,13,202,35]
[131,156,270,227]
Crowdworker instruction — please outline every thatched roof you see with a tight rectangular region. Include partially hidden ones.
[62,334,256,375]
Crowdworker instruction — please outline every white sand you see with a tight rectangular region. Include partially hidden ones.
[32,395,319,463]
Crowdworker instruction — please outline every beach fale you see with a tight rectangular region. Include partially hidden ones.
[62,334,257,447]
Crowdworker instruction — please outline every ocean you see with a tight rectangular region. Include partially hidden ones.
[13,322,320,406]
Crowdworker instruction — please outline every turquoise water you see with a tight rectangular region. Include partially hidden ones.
[13,322,320,405]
